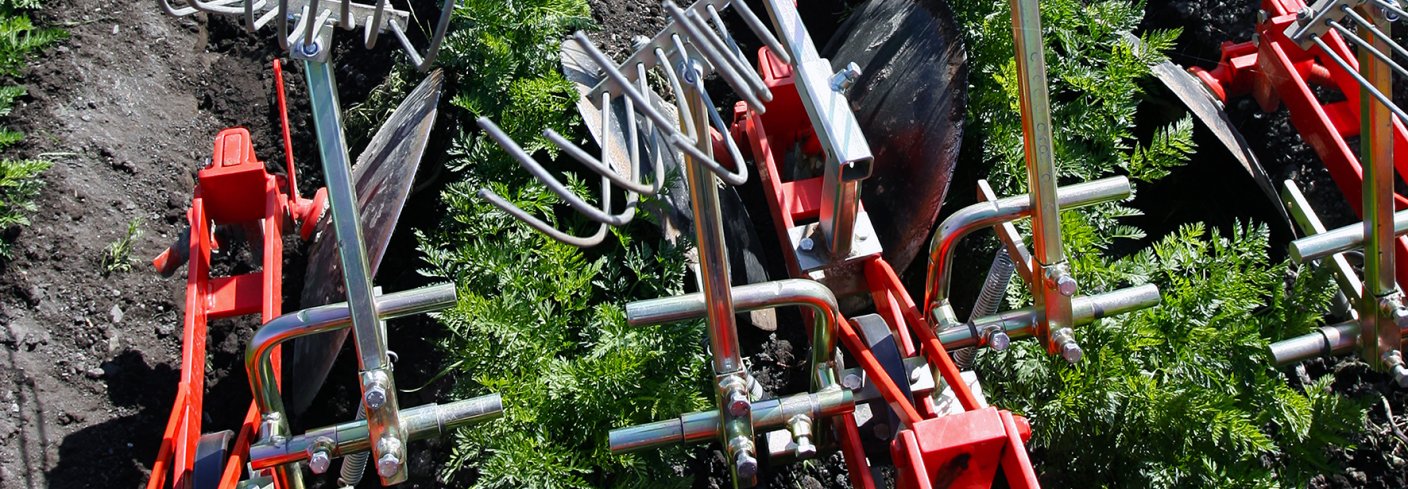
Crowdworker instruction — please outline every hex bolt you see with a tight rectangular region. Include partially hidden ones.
[1383,352,1408,388]
[307,448,331,475]
[1056,274,1078,297]
[799,237,815,252]
[726,388,751,417]
[841,373,863,390]
[1393,306,1408,330]
[375,436,404,478]
[873,422,892,440]
[631,35,651,51]
[829,62,862,93]
[1297,7,1314,22]
[363,383,387,411]
[1060,340,1083,364]
[910,366,924,384]
[986,329,1012,351]
[300,41,320,57]
[735,450,758,479]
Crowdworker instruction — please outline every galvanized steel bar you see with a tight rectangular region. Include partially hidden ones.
[608,388,853,454]
[1269,320,1360,366]
[1355,7,1401,370]
[935,284,1161,349]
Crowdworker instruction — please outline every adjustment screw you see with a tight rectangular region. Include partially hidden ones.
[307,448,331,475]
[795,435,817,458]
[1060,340,1084,364]
[829,62,862,93]
[726,389,751,417]
[735,450,758,479]
[1297,7,1314,22]
[841,373,863,390]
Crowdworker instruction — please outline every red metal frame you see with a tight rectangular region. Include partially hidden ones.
[733,48,1038,488]
[1191,0,1408,286]
[147,60,321,489]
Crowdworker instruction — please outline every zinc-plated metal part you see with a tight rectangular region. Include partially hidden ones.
[1290,206,1408,264]
[625,279,842,391]
[248,394,504,470]
[1009,0,1074,356]
[243,283,455,483]
[762,0,874,260]
[305,59,407,486]
[290,69,443,416]
[479,0,794,249]
[1270,319,1361,365]
[1284,180,1364,305]
[924,177,1133,317]
[306,437,334,474]
[157,0,451,70]
[936,284,1163,349]
[608,388,853,454]
[1355,5,1402,371]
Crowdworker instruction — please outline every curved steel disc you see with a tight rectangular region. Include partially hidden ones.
[285,70,444,416]
[823,0,968,276]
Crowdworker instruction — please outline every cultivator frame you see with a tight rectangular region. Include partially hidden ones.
[1188,0,1408,379]
[148,2,505,489]
[482,0,1161,487]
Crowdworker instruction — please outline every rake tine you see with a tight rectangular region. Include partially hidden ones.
[540,93,655,194]
[634,61,665,194]
[304,0,320,47]
[476,187,612,247]
[254,7,281,30]
[158,0,199,17]
[574,32,691,144]
[1341,6,1408,63]
[665,1,767,111]
[661,39,701,136]
[1329,21,1408,80]
[341,0,353,29]
[478,117,637,226]
[731,0,791,64]
[389,0,456,71]
[277,0,289,50]
[242,0,258,32]
[705,4,772,103]
[287,5,312,49]
[1374,0,1408,22]
[1312,35,1408,125]
[366,0,389,48]
[678,69,748,186]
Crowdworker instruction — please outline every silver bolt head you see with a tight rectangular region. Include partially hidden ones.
[1393,364,1408,388]
[1056,275,1078,297]
[1060,341,1083,364]
[1297,7,1314,22]
[735,451,758,479]
[841,373,863,390]
[799,237,815,251]
[726,390,751,417]
[376,453,402,478]
[988,331,1011,351]
[307,450,331,474]
[300,41,320,57]
[364,386,387,411]
[794,436,817,458]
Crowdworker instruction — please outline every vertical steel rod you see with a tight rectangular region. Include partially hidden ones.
[304,60,407,485]
[1009,0,1076,356]
[680,61,754,488]
[1356,8,1400,369]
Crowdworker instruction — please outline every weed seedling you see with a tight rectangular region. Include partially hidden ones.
[101,217,142,274]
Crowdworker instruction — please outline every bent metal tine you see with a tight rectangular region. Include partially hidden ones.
[574,32,690,142]
[1342,6,1408,62]
[731,0,790,64]
[1329,21,1408,80]
[477,117,635,226]
[665,1,767,111]
[1312,35,1408,125]
[702,3,773,103]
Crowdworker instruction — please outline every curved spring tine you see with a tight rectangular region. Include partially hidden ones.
[254,6,281,30]
[286,5,312,49]
[1374,0,1408,21]
[277,0,289,50]
[665,67,748,186]
[340,0,351,29]
[574,32,692,144]
[477,186,612,247]
[661,40,700,136]
[1329,21,1408,80]
[730,0,791,65]
[365,0,389,48]
[705,3,771,102]
[159,0,200,17]
[1312,35,1408,125]
[303,0,320,47]
[478,117,637,227]
[388,0,456,71]
[187,0,247,15]
[541,92,657,194]
[664,1,768,110]
[634,61,666,195]
[1340,7,1408,61]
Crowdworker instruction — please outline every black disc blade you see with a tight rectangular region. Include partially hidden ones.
[823,0,968,276]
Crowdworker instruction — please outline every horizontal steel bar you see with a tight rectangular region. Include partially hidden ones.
[1289,208,1408,263]
[1269,320,1360,366]
[248,394,503,469]
[935,284,1161,349]
[608,387,852,454]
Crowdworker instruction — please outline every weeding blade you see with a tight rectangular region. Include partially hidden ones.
[1146,55,1292,231]
[286,70,444,416]
[824,0,968,276]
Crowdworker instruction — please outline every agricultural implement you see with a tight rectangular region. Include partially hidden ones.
[1180,0,1408,381]
[480,0,1160,486]
[147,1,502,488]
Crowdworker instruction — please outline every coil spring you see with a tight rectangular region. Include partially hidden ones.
[954,248,1015,370]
